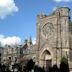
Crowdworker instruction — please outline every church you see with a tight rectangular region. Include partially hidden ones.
[0,7,72,71]
[21,7,72,71]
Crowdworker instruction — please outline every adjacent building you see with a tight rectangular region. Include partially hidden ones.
[0,45,20,65]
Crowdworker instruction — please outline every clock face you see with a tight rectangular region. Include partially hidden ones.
[42,23,54,39]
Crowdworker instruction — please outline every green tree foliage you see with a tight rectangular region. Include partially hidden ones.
[60,57,69,72]
[24,59,35,72]
[52,64,59,72]
[60,57,68,64]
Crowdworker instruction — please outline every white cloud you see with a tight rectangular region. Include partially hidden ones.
[32,38,36,45]
[0,0,18,19]
[53,7,58,11]
[0,34,21,46]
[54,0,72,2]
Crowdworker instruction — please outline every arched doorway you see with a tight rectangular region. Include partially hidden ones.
[41,50,52,71]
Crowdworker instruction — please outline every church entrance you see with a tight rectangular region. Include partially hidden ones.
[41,50,52,72]
[45,60,52,71]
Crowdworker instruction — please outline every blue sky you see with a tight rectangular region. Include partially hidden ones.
[0,0,72,46]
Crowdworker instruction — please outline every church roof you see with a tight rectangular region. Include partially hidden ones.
[22,43,28,49]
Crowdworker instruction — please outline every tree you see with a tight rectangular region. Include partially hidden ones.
[60,57,69,72]
[24,59,35,72]
[34,65,45,72]
[52,64,59,72]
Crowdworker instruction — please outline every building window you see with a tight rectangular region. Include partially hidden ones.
[9,57,11,60]
[15,57,17,63]
[0,53,1,57]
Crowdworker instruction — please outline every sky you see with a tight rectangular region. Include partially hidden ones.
[0,0,72,46]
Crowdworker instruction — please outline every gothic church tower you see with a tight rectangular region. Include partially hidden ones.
[36,7,71,70]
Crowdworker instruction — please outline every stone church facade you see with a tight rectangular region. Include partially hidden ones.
[35,7,72,70]
[23,7,72,71]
